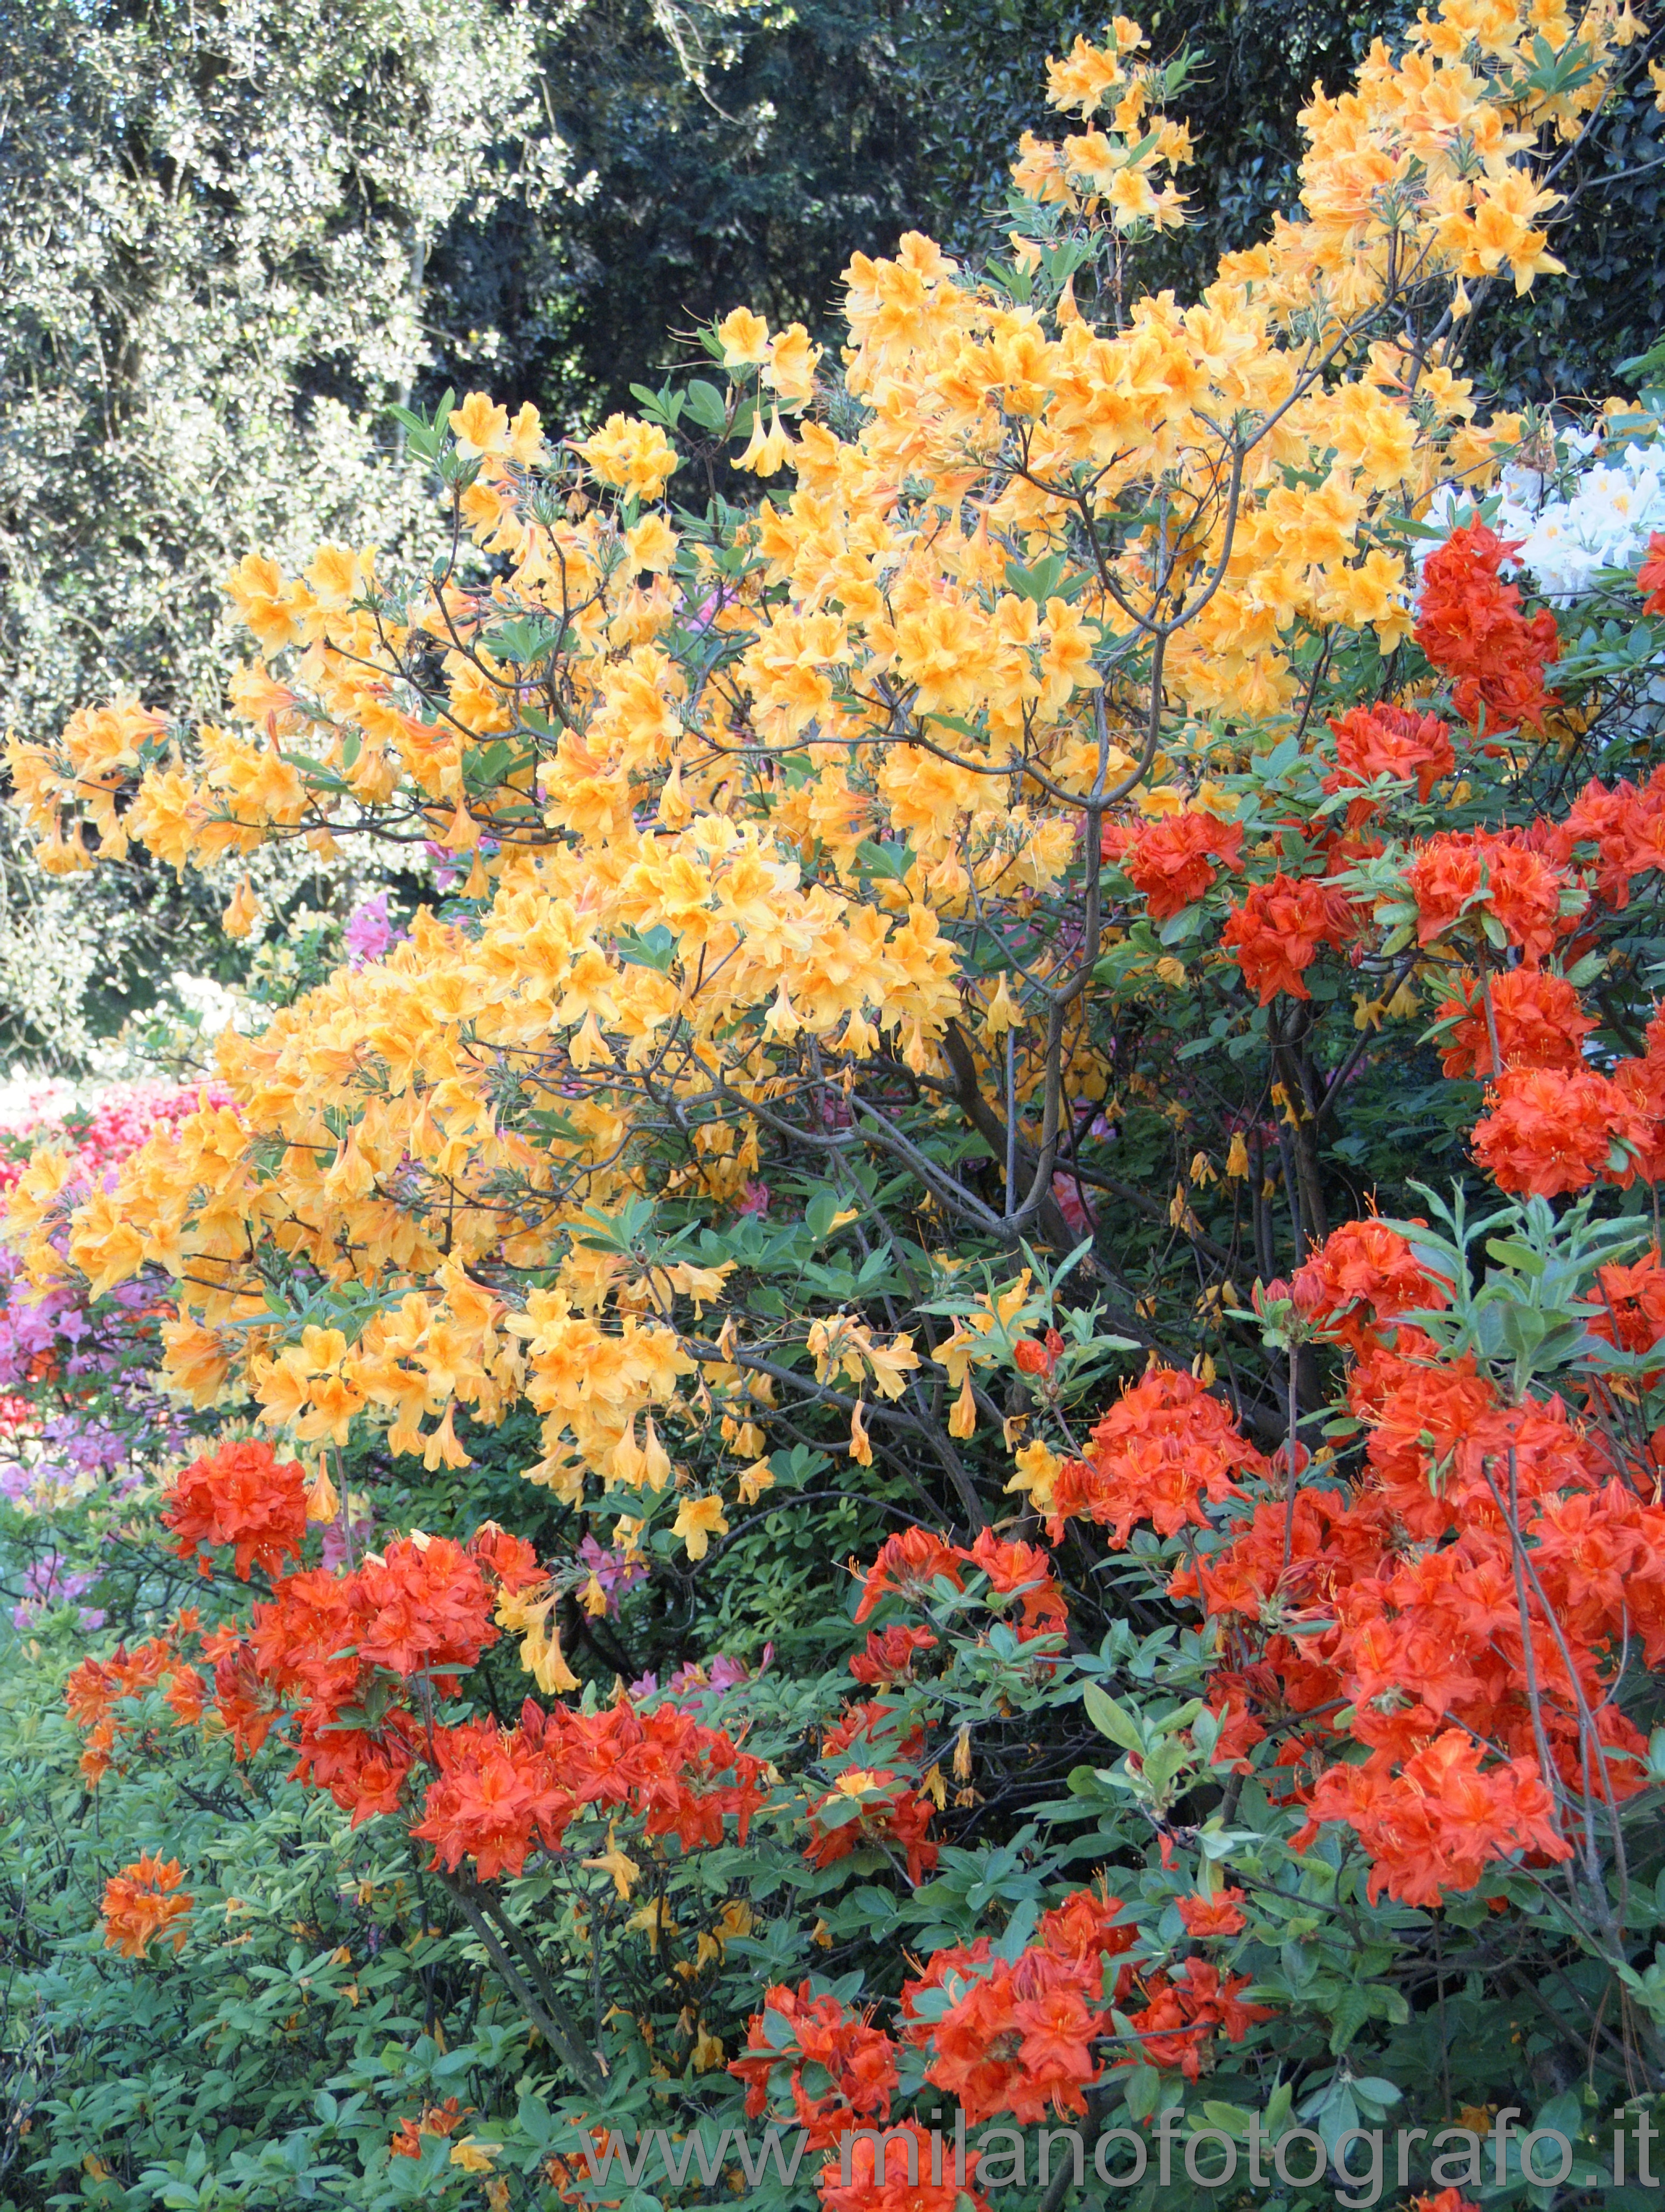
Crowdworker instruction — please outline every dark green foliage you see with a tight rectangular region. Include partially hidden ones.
[1463,59,1665,404]
[532,0,926,423]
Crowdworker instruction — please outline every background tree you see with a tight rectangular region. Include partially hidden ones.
[0,0,573,1058]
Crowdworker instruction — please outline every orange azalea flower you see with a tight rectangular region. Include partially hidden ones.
[1176,1888,1248,1937]
[162,1438,309,1581]
[818,2121,989,2212]
[802,1771,939,1885]
[1106,810,1245,920]
[1405,830,1571,963]
[1557,762,1665,910]
[390,2097,468,2156]
[101,1854,193,1958]
[1433,965,1594,1079]
[852,1527,965,1622]
[1291,1216,1452,1350]
[1118,1958,1273,2080]
[896,1891,1136,2123]
[730,1982,898,2148]
[65,1623,208,1783]
[1414,522,1559,734]
[1048,1366,1267,1543]
[822,1698,926,1765]
[1295,1732,1571,1908]
[966,1527,1069,1639]
[1471,1064,1628,1197]
[1327,701,1455,804]
[848,1623,938,1684]
[1589,1254,1665,1374]
[1221,872,1358,1002]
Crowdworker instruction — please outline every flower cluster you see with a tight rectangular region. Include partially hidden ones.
[1413,522,1560,734]
[1040,1367,1268,1543]
[1326,703,1455,811]
[388,2096,468,2157]
[66,1614,211,1782]
[1289,1216,1451,1351]
[851,1524,1067,1643]
[1221,874,1361,1005]
[899,1889,1136,2121]
[1104,810,1244,921]
[818,2125,987,2212]
[1173,1213,1665,1906]
[100,1854,193,1959]
[1473,1002,1665,1198]
[413,1694,770,1880]
[802,1766,939,1886]
[1118,1959,1275,2080]
[1296,1736,1569,1908]
[730,1983,899,2146]
[191,1463,771,1877]
[163,1436,311,1579]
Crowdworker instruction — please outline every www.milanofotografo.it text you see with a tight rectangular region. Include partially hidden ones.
[573,2107,1659,2209]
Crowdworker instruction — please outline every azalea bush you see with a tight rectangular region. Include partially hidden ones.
[6,3,1665,2207]
[0,1082,230,1539]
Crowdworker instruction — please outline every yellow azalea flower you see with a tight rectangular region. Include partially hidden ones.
[1005,1437,1062,1513]
[574,413,679,499]
[949,1373,977,1439]
[848,1397,872,1467]
[672,1494,729,1560]
[582,1833,642,1900]
[449,392,510,457]
[625,1900,677,1952]
[506,401,545,465]
[736,1460,775,1504]
[220,878,262,939]
[626,513,679,573]
[862,1331,920,1400]
[982,971,1021,1035]
[304,541,364,609]
[762,322,820,404]
[304,1461,339,1524]
[499,1587,582,1693]
[640,1416,672,1489]
[835,1768,885,1796]
[716,305,770,366]
[734,406,790,477]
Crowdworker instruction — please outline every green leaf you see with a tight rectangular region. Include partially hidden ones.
[683,379,728,433]
[1082,1682,1142,1752]
[1123,2064,1161,2122]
